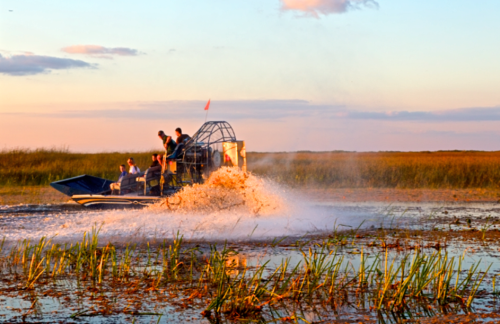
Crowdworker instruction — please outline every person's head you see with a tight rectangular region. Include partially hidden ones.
[157,154,163,162]
[152,153,158,161]
[120,164,126,172]
[175,127,182,137]
[158,130,165,140]
[127,157,136,166]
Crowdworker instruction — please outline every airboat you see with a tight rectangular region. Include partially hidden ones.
[50,121,246,207]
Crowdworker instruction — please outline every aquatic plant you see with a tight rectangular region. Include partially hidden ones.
[0,228,495,322]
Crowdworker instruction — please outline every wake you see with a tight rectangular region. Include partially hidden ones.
[0,168,372,243]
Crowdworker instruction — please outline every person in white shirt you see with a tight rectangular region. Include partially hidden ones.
[127,158,141,174]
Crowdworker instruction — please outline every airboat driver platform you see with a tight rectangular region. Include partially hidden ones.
[50,121,247,207]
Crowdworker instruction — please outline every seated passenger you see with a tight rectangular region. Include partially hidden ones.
[158,130,177,155]
[175,127,191,144]
[150,153,160,168]
[127,158,141,174]
[110,164,127,193]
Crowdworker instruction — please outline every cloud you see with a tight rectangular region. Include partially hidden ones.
[0,53,94,76]
[18,100,339,121]
[342,106,500,122]
[67,102,500,123]
[4,99,500,123]
[62,45,139,58]
[281,0,379,17]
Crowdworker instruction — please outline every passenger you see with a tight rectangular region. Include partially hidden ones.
[158,130,177,155]
[110,164,127,193]
[127,157,141,174]
[118,164,128,180]
[175,127,191,144]
[150,153,160,168]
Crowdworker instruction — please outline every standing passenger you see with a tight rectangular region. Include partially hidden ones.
[175,127,191,144]
[158,130,177,155]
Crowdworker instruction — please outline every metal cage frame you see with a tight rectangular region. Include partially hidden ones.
[184,121,237,149]
[172,121,237,186]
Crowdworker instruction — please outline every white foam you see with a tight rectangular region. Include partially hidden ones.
[1,201,362,243]
[0,169,373,243]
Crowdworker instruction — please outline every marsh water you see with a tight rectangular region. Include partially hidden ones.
[1,199,500,323]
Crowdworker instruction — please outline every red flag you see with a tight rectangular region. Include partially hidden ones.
[204,99,211,111]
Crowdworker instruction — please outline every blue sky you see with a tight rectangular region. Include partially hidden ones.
[1,0,500,151]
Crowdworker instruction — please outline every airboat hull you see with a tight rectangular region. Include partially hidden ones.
[50,175,113,196]
[71,195,162,207]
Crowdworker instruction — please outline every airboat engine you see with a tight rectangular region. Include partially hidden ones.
[222,141,247,172]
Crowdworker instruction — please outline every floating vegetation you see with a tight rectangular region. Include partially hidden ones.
[0,224,498,323]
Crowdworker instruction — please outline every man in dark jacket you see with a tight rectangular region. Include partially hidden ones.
[175,127,191,144]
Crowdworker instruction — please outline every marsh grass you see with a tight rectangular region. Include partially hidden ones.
[248,151,500,189]
[0,148,157,186]
[0,227,494,322]
[3,149,500,188]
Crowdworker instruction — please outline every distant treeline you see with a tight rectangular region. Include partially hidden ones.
[2,149,500,188]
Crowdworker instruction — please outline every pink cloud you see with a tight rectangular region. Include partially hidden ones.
[281,0,378,17]
[62,45,139,58]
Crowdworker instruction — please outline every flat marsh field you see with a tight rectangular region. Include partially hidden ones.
[4,149,500,188]
[3,149,500,204]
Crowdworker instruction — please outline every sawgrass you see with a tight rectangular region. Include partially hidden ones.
[3,148,500,188]
[0,148,157,186]
[0,229,492,321]
[248,151,500,188]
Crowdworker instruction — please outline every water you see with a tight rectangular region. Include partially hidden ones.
[1,201,500,323]
[2,200,500,243]
[2,169,500,322]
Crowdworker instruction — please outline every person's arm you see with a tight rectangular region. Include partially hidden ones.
[163,136,171,149]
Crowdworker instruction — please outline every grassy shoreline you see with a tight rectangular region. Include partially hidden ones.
[3,149,500,189]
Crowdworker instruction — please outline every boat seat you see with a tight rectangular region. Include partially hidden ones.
[136,166,162,195]
[117,173,143,195]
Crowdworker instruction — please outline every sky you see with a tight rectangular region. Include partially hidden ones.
[1,0,500,152]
